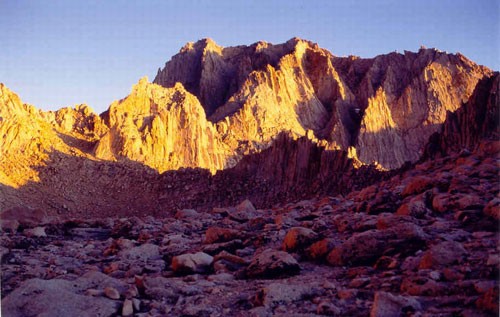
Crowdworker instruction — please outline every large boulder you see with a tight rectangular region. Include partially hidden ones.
[118,243,160,261]
[204,227,245,244]
[401,176,434,197]
[327,230,395,266]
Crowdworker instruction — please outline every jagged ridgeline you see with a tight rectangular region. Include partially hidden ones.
[0,38,497,216]
[152,38,491,169]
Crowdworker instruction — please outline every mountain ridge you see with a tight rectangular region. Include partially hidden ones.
[0,38,497,216]
[153,37,492,169]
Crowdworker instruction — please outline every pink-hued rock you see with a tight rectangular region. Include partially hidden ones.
[204,227,245,244]
[419,241,467,269]
[282,227,319,252]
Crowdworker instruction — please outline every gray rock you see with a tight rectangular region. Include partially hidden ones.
[370,291,421,317]
[229,199,259,222]
[122,298,134,316]
[175,209,200,219]
[23,226,47,237]
[1,278,120,317]
[69,227,111,239]
[118,243,160,261]
[142,276,180,303]
[77,271,128,294]
[248,306,272,317]
[236,199,257,213]
[172,252,214,274]
[419,241,467,269]
[256,283,320,307]
[1,206,58,228]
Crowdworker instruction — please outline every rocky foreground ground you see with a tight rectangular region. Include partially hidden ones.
[1,142,499,317]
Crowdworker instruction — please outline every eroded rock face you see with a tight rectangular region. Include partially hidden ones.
[426,72,499,157]
[155,38,492,169]
[94,78,228,173]
[350,50,490,168]
[0,83,107,191]
[2,41,495,178]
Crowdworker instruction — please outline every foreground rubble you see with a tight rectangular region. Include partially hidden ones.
[1,146,499,317]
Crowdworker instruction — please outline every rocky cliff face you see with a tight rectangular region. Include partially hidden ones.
[350,50,491,168]
[435,72,499,155]
[0,84,106,188]
[155,38,331,161]
[155,39,491,169]
[94,77,228,173]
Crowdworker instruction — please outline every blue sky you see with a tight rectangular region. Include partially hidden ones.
[1,0,498,113]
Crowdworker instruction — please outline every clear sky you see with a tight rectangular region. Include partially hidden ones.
[1,0,498,114]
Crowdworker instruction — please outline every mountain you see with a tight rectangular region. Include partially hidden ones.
[0,38,497,216]
[1,38,499,317]
[154,38,491,169]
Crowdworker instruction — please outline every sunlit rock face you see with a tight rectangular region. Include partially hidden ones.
[345,50,491,168]
[430,72,499,156]
[94,78,228,173]
[155,38,332,162]
[155,39,491,169]
[0,84,107,188]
